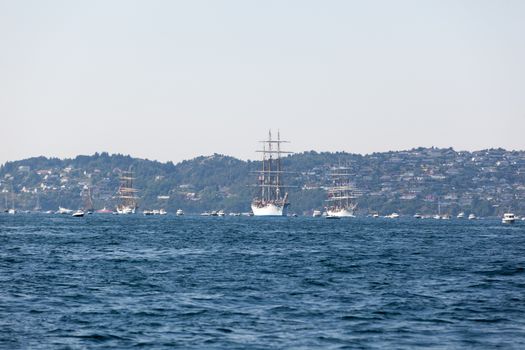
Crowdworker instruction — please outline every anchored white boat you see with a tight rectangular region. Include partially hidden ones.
[116,168,138,214]
[117,206,136,215]
[502,213,516,224]
[457,212,465,219]
[468,213,477,220]
[176,209,184,216]
[72,210,85,217]
[387,213,400,219]
[251,130,292,217]
[57,206,73,215]
[312,210,322,217]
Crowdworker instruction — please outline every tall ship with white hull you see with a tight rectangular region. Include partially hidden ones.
[325,167,360,218]
[251,130,292,216]
[116,169,139,214]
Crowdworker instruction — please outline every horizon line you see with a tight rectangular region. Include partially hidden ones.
[3,146,525,168]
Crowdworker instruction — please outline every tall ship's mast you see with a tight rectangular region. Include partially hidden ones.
[251,130,292,216]
[325,167,359,218]
[116,168,139,214]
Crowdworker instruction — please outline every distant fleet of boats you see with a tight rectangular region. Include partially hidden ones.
[2,130,523,224]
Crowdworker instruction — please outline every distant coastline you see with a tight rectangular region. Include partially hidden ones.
[1,147,524,216]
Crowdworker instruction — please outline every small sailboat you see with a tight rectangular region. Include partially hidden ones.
[82,185,95,214]
[7,186,16,214]
[434,198,443,219]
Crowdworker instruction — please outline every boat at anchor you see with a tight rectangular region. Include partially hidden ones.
[251,130,293,216]
[116,168,139,214]
[325,166,360,218]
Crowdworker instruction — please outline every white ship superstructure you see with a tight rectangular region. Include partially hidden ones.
[502,213,515,224]
[116,169,139,214]
[325,167,360,218]
[251,130,292,217]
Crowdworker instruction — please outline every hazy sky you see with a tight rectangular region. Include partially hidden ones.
[1,0,524,165]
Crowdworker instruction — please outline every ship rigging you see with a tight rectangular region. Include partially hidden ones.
[325,167,361,218]
[251,130,293,216]
[116,168,139,214]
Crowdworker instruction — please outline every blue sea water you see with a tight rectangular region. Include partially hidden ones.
[1,214,525,349]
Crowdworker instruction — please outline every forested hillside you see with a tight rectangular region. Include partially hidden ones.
[2,148,525,216]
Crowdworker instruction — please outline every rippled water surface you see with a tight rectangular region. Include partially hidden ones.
[1,214,525,349]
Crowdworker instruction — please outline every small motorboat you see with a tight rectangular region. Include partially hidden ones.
[72,210,85,217]
[502,213,516,224]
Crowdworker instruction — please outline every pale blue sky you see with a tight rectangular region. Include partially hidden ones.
[1,0,524,165]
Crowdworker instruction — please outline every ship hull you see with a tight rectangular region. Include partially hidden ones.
[251,202,288,216]
[326,208,355,218]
